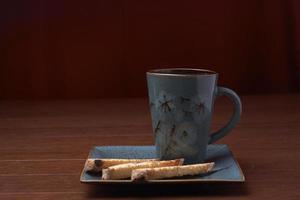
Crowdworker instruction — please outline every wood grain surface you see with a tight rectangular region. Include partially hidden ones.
[0,94,299,199]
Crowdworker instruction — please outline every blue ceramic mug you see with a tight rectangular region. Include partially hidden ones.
[147,68,242,163]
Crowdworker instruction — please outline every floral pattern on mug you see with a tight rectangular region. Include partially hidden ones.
[190,95,209,123]
[154,91,177,122]
[149,91,210,159]
[162,122,199,159]
[154,122,174,158]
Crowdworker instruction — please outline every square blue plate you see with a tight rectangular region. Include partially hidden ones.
[80,144,245,183]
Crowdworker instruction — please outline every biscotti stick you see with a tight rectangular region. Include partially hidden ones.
[85,158,157,173]
[131,162,214,181]
[102,159,184,180]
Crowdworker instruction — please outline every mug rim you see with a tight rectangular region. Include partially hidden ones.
[147,68,217,77]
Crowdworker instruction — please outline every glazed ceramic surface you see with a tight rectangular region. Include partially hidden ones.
[80,144,245,183]
[147,68,242,163]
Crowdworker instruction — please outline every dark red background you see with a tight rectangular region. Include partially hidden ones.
[0,0,299,99]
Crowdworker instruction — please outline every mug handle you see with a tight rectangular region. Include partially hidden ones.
[209,86,242,144]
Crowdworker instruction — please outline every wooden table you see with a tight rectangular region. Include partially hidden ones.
[0,94,299,199]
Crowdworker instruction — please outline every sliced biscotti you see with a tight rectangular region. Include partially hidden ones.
[102,159,184,180]
[131,162,214,181]
[85,158,157,173]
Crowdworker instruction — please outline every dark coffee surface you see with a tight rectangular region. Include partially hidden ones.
[148,68,216,75]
